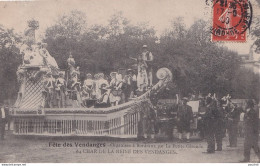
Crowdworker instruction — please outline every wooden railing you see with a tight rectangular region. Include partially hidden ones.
[13,109,140,138]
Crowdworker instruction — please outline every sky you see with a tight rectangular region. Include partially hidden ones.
[0,0,259,54]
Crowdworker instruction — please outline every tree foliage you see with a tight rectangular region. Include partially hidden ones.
[45,10,87,40]
[0,26,22,103]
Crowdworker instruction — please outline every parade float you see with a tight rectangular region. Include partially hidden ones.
[10,21,172,138]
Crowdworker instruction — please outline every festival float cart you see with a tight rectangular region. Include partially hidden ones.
[10,65,172,138]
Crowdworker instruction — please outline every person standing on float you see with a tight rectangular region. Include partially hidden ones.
[141,45,153,87]
[92,74,99,99]
[108,72,118,105]
[136,54,148,92]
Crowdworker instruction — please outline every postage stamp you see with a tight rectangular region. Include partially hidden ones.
[211,0,252,42]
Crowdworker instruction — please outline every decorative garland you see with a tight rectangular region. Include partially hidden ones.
[44,102,142,115]
[12,101,145,115]
[15,110,38,115]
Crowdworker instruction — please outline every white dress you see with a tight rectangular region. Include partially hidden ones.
[96,79,109,100]
[137,61,148,91]
[82,79,94,99]
[109,79,122,103]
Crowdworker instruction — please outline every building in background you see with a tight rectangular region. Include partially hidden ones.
[240,45,260,76]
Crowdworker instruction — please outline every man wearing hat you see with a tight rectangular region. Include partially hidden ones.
[0,102,9,140]
[240,99,260,162]
[97,73,109,103]
[204,97,222,153]
[204,97,215,153]
[197,97,207,139]
[140,45,153,87]
[140,97,157,143]
[227,103,241,147]
[177,97,194,143]
[215,99,225,151]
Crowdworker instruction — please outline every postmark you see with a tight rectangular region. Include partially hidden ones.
[211,0,252,42]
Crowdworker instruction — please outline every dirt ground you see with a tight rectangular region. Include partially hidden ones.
[0,131,259,163]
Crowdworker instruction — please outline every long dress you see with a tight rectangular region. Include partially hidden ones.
[82,79,94,100]
[137,59,148,91]
[109,79,122,104]
[141,51,153,86]
[43,77,55,108]
[177,104,193,133]
[94,79,101,100]
[126,74,137,98]
[97,78,109,103]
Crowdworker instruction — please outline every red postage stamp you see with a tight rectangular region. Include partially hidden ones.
[211,0,252,42]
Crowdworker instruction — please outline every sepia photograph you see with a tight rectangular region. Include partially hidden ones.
[0,0,260,164]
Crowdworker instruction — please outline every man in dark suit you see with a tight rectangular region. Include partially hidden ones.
[240,99,260,162]
[0,103,9,140]
[177,97,194,143]
[213,99,225,151]
[227,103,241,147]
[204,97,220,153]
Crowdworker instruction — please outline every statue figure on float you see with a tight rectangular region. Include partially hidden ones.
[18,19,58,69]
[19,41,58,69]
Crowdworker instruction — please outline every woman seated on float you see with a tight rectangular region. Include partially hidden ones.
[94,73,105,100]
[82,73,94,98]
[97,73,109,104]
[109,73,124,106]
[82,73,94,106]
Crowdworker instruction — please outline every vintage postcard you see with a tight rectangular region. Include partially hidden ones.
[0,0,260,164]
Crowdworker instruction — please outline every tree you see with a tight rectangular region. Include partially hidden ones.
[0,25,22,103]
[45,10,87,40]
[158,19,242,97]
[107,11,130,38]
[44,10,88,69]
[252,17,260,52]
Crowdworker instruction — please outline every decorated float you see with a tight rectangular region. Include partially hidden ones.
[10,21,172,138]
